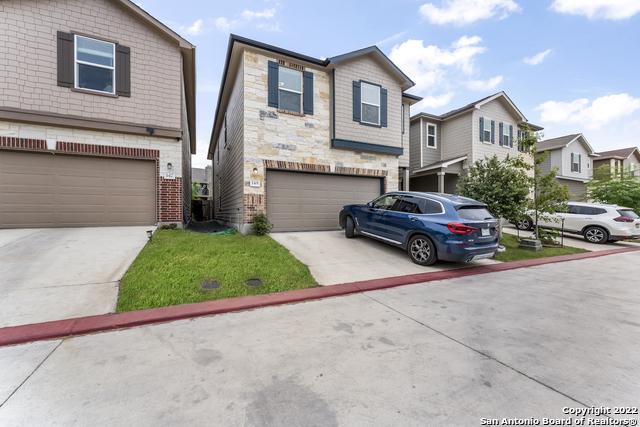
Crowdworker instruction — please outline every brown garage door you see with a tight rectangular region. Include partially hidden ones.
[0,151,156,228]
[266,170,382,232]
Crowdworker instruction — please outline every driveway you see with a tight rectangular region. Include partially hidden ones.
[1,251,638,425]
[271,230,498,285]
[0,227,151,327]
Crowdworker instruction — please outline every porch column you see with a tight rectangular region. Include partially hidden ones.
[437,171,445,193]
[404,168,410,191]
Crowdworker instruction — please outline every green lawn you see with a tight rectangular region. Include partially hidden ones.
[116,229,317,312]
[494,233,588,262]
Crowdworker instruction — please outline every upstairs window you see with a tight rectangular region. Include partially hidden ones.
[423,123,437,148]
[75,35,115,94]
[571,153,582,173]
[361,82,381,125]
[502,123,510,146]
[481,117,493,143]
[278,67,302,114]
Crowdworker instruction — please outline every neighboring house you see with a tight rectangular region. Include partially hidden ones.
[593,147,640,178]
[191,167,212,199]
[537,133,598,200]
[0,0,195,228]
[409,92,542,194]
[208,35,420,232]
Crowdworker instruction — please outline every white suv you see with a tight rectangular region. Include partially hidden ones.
[515,202,640,244]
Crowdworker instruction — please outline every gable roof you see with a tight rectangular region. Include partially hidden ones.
[410,91,543,130]
[208,34,417,158]
[595,146,640,160]
[537,133,597,155]
[112,0,196,153]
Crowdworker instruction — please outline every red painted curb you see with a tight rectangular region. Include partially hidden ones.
[1,246,638,347]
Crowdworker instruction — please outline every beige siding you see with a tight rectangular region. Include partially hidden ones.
[472,99,521,163]
[213,58,245,227]
[419,118,442,167]
[333,56,403,149]
[0,0,182,129]
[441,111,473,161]
[560,140,592,180]
[557,178,587,201]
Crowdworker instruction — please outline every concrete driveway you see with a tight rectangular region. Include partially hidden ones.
[0,227,151,327]
[271,230,498,285]
[1,251,638,425]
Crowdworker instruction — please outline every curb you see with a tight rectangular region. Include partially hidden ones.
[1,246,638,347]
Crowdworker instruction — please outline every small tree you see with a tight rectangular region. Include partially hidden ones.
[519,126,569,239]
[251,213,272,235]
[587,165,640,212]
[457,155,530,223]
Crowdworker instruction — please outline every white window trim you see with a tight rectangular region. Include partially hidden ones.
[74,34,116,95]
[482,117,492,144]
[277,66,303,113]
[571,153,580,172]
[424,123,437,149]
[502,123,510,147]
[360,82,381,126]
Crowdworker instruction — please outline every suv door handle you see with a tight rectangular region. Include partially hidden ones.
[408,216,419,221]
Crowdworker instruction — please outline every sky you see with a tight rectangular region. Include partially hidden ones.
[137,0,640,167]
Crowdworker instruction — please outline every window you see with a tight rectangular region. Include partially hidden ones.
[457,206,494,220]
[371,195,397,210]
[502,123,510,146]
[482,117,492,142]
[361,82,381,125]
[426,124,436,148]
[418,198,445,214]
[74,35,115,94]
[571,153,581,173]
[392,197,420,214]
[278,66,302,113]
[617,209,639,220]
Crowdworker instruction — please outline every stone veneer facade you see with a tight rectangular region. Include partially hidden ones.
[234,50,400,231]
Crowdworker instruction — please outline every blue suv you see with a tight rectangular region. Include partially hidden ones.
[339,192,499,266]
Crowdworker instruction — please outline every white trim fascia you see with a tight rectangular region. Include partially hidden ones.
[476,91,527,122]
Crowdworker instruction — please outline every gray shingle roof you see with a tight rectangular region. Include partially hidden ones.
[537,134,581,152]
[595,147,639,159]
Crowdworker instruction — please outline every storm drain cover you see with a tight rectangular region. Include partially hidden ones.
[246,278,263,287]
[201,279,220,290]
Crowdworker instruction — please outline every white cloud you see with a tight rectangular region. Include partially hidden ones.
[523,48,552,66]
[551,0,640,20]
[213,7,280,33]
[536,94,640,130]
[184,19,204,36]
[466,75,503,91]
[419,0,520,25]
[241,8,276,20]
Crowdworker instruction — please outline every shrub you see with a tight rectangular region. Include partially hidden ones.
[158,223,178,230]
[251,213,272,235]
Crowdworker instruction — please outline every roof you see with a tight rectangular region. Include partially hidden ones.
[538,133,597,155]
[113,0,196,153]
[410,91,542,130]
[411,156,467,174]
[208,34,417,158]
[595,146,640,160]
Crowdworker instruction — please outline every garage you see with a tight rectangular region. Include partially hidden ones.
[0,150,156,228]
[266,170,382,232]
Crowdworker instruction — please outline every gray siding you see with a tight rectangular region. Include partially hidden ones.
[213,58,245,227]
[557,178,587,201]
[441,111,473,161]
[472,98,521,163]
[419,118,442,167]
[409,120,421,171]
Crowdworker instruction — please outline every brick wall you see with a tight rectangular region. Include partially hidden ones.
[159,177,183,222]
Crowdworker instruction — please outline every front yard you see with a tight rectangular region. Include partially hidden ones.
[116,230,317,312]
[495,233,588,262]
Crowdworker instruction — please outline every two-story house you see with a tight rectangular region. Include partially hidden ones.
[537,134,598,200]
[0,0,195,228]
[208,35,420,232]
[408,92,542,193]
[593,147,640,178]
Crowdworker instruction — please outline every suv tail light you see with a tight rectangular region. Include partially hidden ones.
[613,216,635,223]
[447,222,479,235]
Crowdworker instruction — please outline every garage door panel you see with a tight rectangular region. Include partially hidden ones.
[266,171,381,232]
[0,151,156,228]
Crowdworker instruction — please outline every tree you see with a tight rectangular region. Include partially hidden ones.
[587,165,640,212]
[457,155,530,222]
[519,126,569,238]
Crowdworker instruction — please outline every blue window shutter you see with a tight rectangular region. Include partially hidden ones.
[491,120,495,144]
[578,154,582,173]
[498,122,503,146]
[267,61,279,108]
[302,71,314,115]
[509,125,513,147]
[380,88,387,127]
[479,117,484,141]
[352,81,361,122]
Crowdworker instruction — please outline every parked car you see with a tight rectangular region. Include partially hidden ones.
[339,192,500,265]
[514,202,640,244]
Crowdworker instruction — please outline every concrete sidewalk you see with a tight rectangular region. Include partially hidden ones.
[1,251,638,425]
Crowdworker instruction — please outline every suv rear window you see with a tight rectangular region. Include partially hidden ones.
[457,206,494,220]
[617,209,639,219]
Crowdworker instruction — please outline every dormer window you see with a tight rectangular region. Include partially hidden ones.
[75,35,115,94]
[361,82,381,125]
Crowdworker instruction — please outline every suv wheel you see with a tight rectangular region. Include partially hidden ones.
[584,226,608,244]
[345,216,357,239]
[515,217,533,231]
[407,235,437,266]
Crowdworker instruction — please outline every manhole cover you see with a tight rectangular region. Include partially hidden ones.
[201,279,220,290]
[246,278,263,287]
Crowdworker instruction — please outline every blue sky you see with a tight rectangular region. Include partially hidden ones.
[138,0,640,167]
